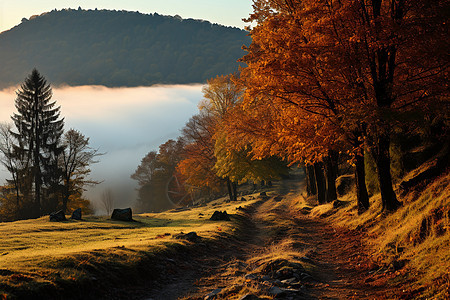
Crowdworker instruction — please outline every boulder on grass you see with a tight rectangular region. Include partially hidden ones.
[111,208,133,221]
[50,210,66,222]
[174,231,200,242]
[70,208,82,220]
[209,210,231,221]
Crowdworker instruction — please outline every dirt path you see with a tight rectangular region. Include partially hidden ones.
[138,178,402,300]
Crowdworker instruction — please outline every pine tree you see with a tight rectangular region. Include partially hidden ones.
[11,69,65,217]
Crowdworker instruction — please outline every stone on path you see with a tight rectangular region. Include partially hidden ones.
[268,286,285,296]
[204,288,222,300]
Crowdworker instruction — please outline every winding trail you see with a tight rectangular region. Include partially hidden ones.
[136,176,400,300]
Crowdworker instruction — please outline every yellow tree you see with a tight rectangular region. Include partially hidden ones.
[200,74,244,201]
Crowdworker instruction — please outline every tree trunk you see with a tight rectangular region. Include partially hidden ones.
[355,153,370,213]
[232,182,238,201]
[303,166,311,195]
[305,165,317,196]
[314,162,326,204]
[62,181,69,213]
[226,177,233,202]
[325,153,338,202]
[372,134,401,211]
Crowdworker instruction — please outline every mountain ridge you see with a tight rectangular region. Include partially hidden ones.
[0,8,251,88]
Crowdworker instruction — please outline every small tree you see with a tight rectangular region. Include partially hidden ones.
[101,188,114,216]
[60,129,101,213]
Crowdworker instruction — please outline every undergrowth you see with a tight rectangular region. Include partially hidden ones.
[308,161,450,299]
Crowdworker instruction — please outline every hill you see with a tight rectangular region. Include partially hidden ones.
[0,9,251,88]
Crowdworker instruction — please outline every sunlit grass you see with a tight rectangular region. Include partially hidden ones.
[0,196,259,297]
[306,167,450,298]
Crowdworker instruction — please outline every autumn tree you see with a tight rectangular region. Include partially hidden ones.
[214,130,289,190]
[60,129,101,213]
[131,139,185,212]
[177,112,221,195]
[11,69,65,217]
[0,123,23,216]
[238,0,447,212]
[200,74,245,201]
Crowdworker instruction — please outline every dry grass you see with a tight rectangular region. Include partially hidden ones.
[0,196,259,298]
[307,166,450,298]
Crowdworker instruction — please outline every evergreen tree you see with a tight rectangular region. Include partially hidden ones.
[11,69,65,217]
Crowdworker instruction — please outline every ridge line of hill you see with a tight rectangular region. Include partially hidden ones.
[0,8,251,89]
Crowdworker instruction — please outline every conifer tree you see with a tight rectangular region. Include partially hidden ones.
[11,69,65,217]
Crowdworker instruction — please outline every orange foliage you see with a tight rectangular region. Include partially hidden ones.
[235,0,448,165]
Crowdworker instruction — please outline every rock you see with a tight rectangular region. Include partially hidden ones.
[336,174,355,197]
[239,294,260,300]
[289,262,305,272]
[280,278,297,285]
[274,195,283,202]
[174,231,200,242]
[332,200,348,209]
[111,208,133,221]
[299,256,313,263]
[273,279,282,286]
[275,266,295,280]
[209,210,231,221]
[261,258,295,276]
[268,286,285,296]
[70,208,82,220]
[49,210,66,222]
[204,288,222,300]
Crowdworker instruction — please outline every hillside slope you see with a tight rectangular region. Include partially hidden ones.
[0,9,251,88]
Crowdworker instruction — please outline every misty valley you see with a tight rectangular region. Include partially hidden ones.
[0,84,202,212]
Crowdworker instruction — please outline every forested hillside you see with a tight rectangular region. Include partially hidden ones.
[0,8,250,88]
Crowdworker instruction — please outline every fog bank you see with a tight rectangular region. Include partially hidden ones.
[0,84,203,213]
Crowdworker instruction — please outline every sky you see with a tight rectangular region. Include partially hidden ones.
[0,0,254,33]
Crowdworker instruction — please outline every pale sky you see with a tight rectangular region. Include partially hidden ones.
[0,0,254,33]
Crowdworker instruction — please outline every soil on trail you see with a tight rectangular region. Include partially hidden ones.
[139,178,404,300]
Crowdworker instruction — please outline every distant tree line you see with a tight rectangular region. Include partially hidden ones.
[132,74,289,212]
[0,69,100,221]
[0,9,251,89]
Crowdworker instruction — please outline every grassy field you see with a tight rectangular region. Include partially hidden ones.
[0,194,260,298]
